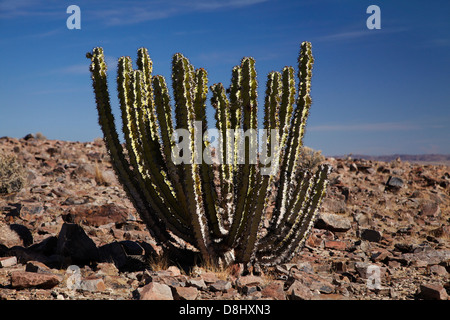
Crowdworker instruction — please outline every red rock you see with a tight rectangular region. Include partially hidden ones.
[139,282,173,300]
[261,281,286,300]
[10,271,61,289]
[235,275,264,288]
[64,204,129,227]
[418,283,448,300]
[286,280,314,300]
[324,240,348,251]
[312,293,349,300]
[173,286,199,300]
[167,266,181,276]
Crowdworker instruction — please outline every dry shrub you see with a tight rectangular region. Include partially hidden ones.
[298,146,325,172]
[0,153,26,194]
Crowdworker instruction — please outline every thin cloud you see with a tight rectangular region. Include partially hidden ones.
[316,27,408,42]
[93,0,269,26]
[308,121,417,132]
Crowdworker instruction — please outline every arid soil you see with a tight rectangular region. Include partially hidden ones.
[0,135,449,300]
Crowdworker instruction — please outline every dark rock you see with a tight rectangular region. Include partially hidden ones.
[98,241,147,272]
[56,223,99,266]
[360,229,382,242]
[418,283,448,300]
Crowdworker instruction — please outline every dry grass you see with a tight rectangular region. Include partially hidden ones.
[148,253,170,272]
[94,163,106,186]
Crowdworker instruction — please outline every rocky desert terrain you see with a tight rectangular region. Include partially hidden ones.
[0,134,449,301]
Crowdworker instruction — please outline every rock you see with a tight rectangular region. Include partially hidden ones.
[10,271,60,289]
[261,281,286,300]
[322,198,347,214]
[386,176,403,189]
[0,224,25,247]
[98,241,147,272]
[139,282,173,300]
[79,276,107,292]
[187,277,207,290]
[56,223,99,266]
[400,249,450,267]
[25,261,51,273]
[418,284,448,300]
[360,229,382,242]
[172,286,199,300]
[167,266,181,276]
[200,271,220,284]
[64,204,129,227]
[430,265,448,276]
[289,269,335,294]
[210,280,232,292]
[420,202,440,217]
[315,213,352,232]
[235,275,264,288]
[0,256,17,268]
[324,240,348,251]
[286,280,314,300]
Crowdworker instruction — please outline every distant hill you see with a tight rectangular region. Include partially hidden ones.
[332,154,450,165]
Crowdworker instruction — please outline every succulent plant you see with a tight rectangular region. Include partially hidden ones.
[87,42,331,268]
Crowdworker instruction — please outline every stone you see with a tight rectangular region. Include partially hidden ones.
[172,286,199,300]
[56,223,99,266]
[64,204,129,227]
[386,176,403,189]
[286,280,314,300]
[429,265,448,276]
[261,281,286,300]
[210,280,232,292]
[315,213,352,232]
[324,240,348,251]
[235,275,264,288]
[420,202,440,217]
[418,284,448,300]
[0,224,24,247]
[167,265,181,276]
[360,229,382,242]
[79,276,107,292]
[10,271,61,289]
[25,261,51,273]
[139,282,173,300]
[0,256,17,268]
[187,277,207,290]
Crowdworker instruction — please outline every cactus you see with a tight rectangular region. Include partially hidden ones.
[87,42,331,268]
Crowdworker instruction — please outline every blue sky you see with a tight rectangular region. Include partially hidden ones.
[1,0,449,156]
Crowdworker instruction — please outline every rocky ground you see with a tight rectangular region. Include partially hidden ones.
[0,135,449,300]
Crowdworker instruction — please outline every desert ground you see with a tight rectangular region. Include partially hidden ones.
[0,134,449,300]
